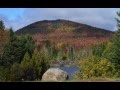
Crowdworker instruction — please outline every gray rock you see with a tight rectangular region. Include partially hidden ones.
[42,68,68,82]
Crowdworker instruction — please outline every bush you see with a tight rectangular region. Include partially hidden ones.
[76,55,116,79]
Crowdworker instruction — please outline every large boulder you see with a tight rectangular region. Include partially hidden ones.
[42,68,68,82]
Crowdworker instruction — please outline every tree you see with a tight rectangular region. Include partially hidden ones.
[102,42,113,61]
[30,48,42,80]
[10,63,23,81]
[0,66,10,81]
[0,20,5,30]
[20,34,35,58]
[1,28,21,67]
[0,21,8,57]
[17,34,35,60]
[103,12,120,71]
[39,46,50,78]
[1,31,35,67]
[92,42,107,57]
[21,52,31,69]
[1,29,18,67]
[20,48,50,81]
[76,55,116,79]
[21,52,34,81]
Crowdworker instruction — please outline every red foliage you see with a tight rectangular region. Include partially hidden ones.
[36,41,44,47]
[32,30,112,49]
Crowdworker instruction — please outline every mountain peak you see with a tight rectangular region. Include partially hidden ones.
[15,19,113,48]
[16,19,113,35]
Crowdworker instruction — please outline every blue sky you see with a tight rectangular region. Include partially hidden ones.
[0,8,119,31]
[0,8,25,20]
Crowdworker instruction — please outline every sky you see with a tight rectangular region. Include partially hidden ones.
[0,8,119,31]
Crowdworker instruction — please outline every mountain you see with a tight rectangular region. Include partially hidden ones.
[15,19,113,48]
[16,19,113,35]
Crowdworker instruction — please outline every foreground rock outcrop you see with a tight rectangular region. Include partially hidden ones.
[42,68,68,82]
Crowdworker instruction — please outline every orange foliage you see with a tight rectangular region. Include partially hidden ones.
[32,30,112,49]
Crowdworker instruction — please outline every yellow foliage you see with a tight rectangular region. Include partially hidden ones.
[56,42,63,49]
[76,55,116,79]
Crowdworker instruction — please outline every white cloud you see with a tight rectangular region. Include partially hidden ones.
[0,8,119,31]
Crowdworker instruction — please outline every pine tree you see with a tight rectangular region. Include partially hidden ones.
[2,28,22,67]
[22,34,35,58]
[21,52,31,69]
[1,30,35,67]
[30,48,41,80]
[17,34,35,61]
[92,42,107,57]
[39,46,50,78]
[10,63,23,81]
[0,21,8,57]
[21,49,43,81]
[109,12,120,69]
[21,52,33,81]
[0,20,5,30]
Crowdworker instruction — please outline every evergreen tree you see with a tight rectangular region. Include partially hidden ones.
[39,46,50,78]
[1,28,20,67]
[51,44,58,59]
[30,48,42,80]
[1,31,35,67]
[103,11,120,71]
[21,52,33,81]
[22,34,35,58]
[92,42,107,57]
[0,21,8,57]
[10,63,23,81]
[0,20,5,30]
[17,34,35,60]
[21,52,31,69]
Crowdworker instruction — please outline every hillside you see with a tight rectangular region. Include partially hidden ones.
[15,19,113,48]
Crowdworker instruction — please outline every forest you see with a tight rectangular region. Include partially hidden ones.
[0,11,120,82]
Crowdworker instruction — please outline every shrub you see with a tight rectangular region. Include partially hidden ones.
[76,55,116,79]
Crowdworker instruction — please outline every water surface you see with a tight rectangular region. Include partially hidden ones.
[59,66,79,79]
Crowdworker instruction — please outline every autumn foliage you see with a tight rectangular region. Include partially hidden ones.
[0,21,8,56]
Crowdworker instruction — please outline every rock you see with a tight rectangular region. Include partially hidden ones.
[42,68,68,82]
